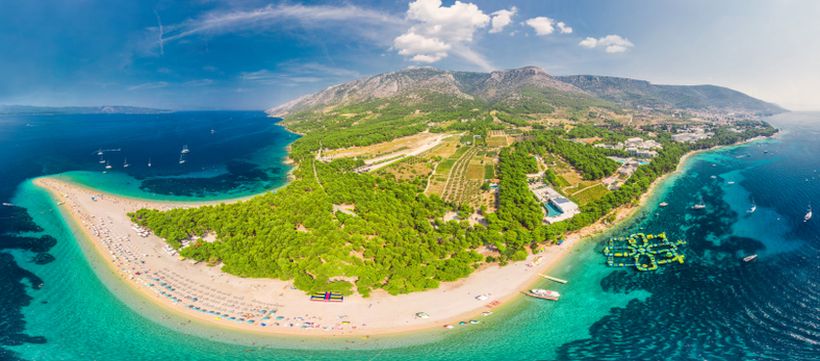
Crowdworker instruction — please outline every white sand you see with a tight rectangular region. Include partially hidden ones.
[35,150,690,337]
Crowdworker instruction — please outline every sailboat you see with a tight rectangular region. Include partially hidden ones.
[178,154,186,165]
[147,158,152,167]
[123,158,130,168]
[181,145,190,154]
[804,205,812,222]
[105,161,112,170]
[747,200,757,214]
[96,148,104,156]
[98,155,106,164]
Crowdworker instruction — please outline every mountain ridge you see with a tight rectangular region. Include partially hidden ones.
[268,66,785,117]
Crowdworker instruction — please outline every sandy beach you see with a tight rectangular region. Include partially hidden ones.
[32,144,702,337]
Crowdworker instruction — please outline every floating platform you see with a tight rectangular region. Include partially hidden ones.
[602,232,686,271]
[539,274,568,284]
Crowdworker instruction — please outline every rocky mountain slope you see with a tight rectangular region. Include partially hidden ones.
[267,66,598,117]
[556,75,785,115]
[268,66,784,117]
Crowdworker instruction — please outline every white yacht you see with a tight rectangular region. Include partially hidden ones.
[181,145,190,154]
[805,206,812,222]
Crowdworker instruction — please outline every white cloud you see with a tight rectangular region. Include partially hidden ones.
[183,79,213,87]
[579,34,634,53]
[525,17,573,36]
[128,81,168,91]
[240,63,361,84]
[393,0,494,70]
[525,17,554,36]
[394,31,450,62]
[489,7,516,33]
[556,21,573,34]
[152,4,401,47]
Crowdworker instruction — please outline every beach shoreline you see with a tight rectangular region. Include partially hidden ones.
[31,134,762,340]
[35,177,585,338]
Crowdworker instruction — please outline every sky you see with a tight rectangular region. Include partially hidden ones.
[1,0,819,111]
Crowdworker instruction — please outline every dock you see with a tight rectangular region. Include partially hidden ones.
[539,274,568,284]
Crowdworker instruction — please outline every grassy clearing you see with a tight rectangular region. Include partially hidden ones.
[379,156,434,181]
[323,132,441,160]
[466,162,485,180]
[570,183,609,205]
[484,164,495,179]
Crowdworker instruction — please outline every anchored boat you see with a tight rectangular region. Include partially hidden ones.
[523,289,560,301]
[742,254,758,263]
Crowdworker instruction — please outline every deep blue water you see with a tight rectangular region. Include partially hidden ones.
[0,111,296,360]
[0,111,818,360]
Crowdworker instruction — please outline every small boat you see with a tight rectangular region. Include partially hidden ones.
[805,206,813,222]
[659,202,669,207]
[469,320,480,325]
[210,129,215,134]
[742,254,758,263]
[2,202,14,207]
[481,311,493,316]
[523,288,560,301]
[147,158,152,167]
[475,294,489,301]
[96,148,103,156]
[181,145,190,154]
[179,154,186,165]
[415,312,430,319]
[710,175,717,179]
[727,181,736,185]
[105,161,112,170]
[443,324,454,329]
[692,204,706,210]
[747,204,757,213]
[123,158,130,168]
[98,155,106,164]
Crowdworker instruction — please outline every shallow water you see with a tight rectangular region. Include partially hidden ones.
[2,112,819,360]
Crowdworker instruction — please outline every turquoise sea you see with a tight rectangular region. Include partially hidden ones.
[1,111,818,360]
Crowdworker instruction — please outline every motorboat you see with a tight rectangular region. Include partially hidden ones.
[523,289,560,301]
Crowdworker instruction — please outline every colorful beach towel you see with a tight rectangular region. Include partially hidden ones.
[310,292,344,302]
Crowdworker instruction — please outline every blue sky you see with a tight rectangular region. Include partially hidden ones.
[1,0,818,110]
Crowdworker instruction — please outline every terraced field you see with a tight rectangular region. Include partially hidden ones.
[441,146,483,205]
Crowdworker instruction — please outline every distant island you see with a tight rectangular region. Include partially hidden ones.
[0,104,171,115]
[34,66,783,336]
